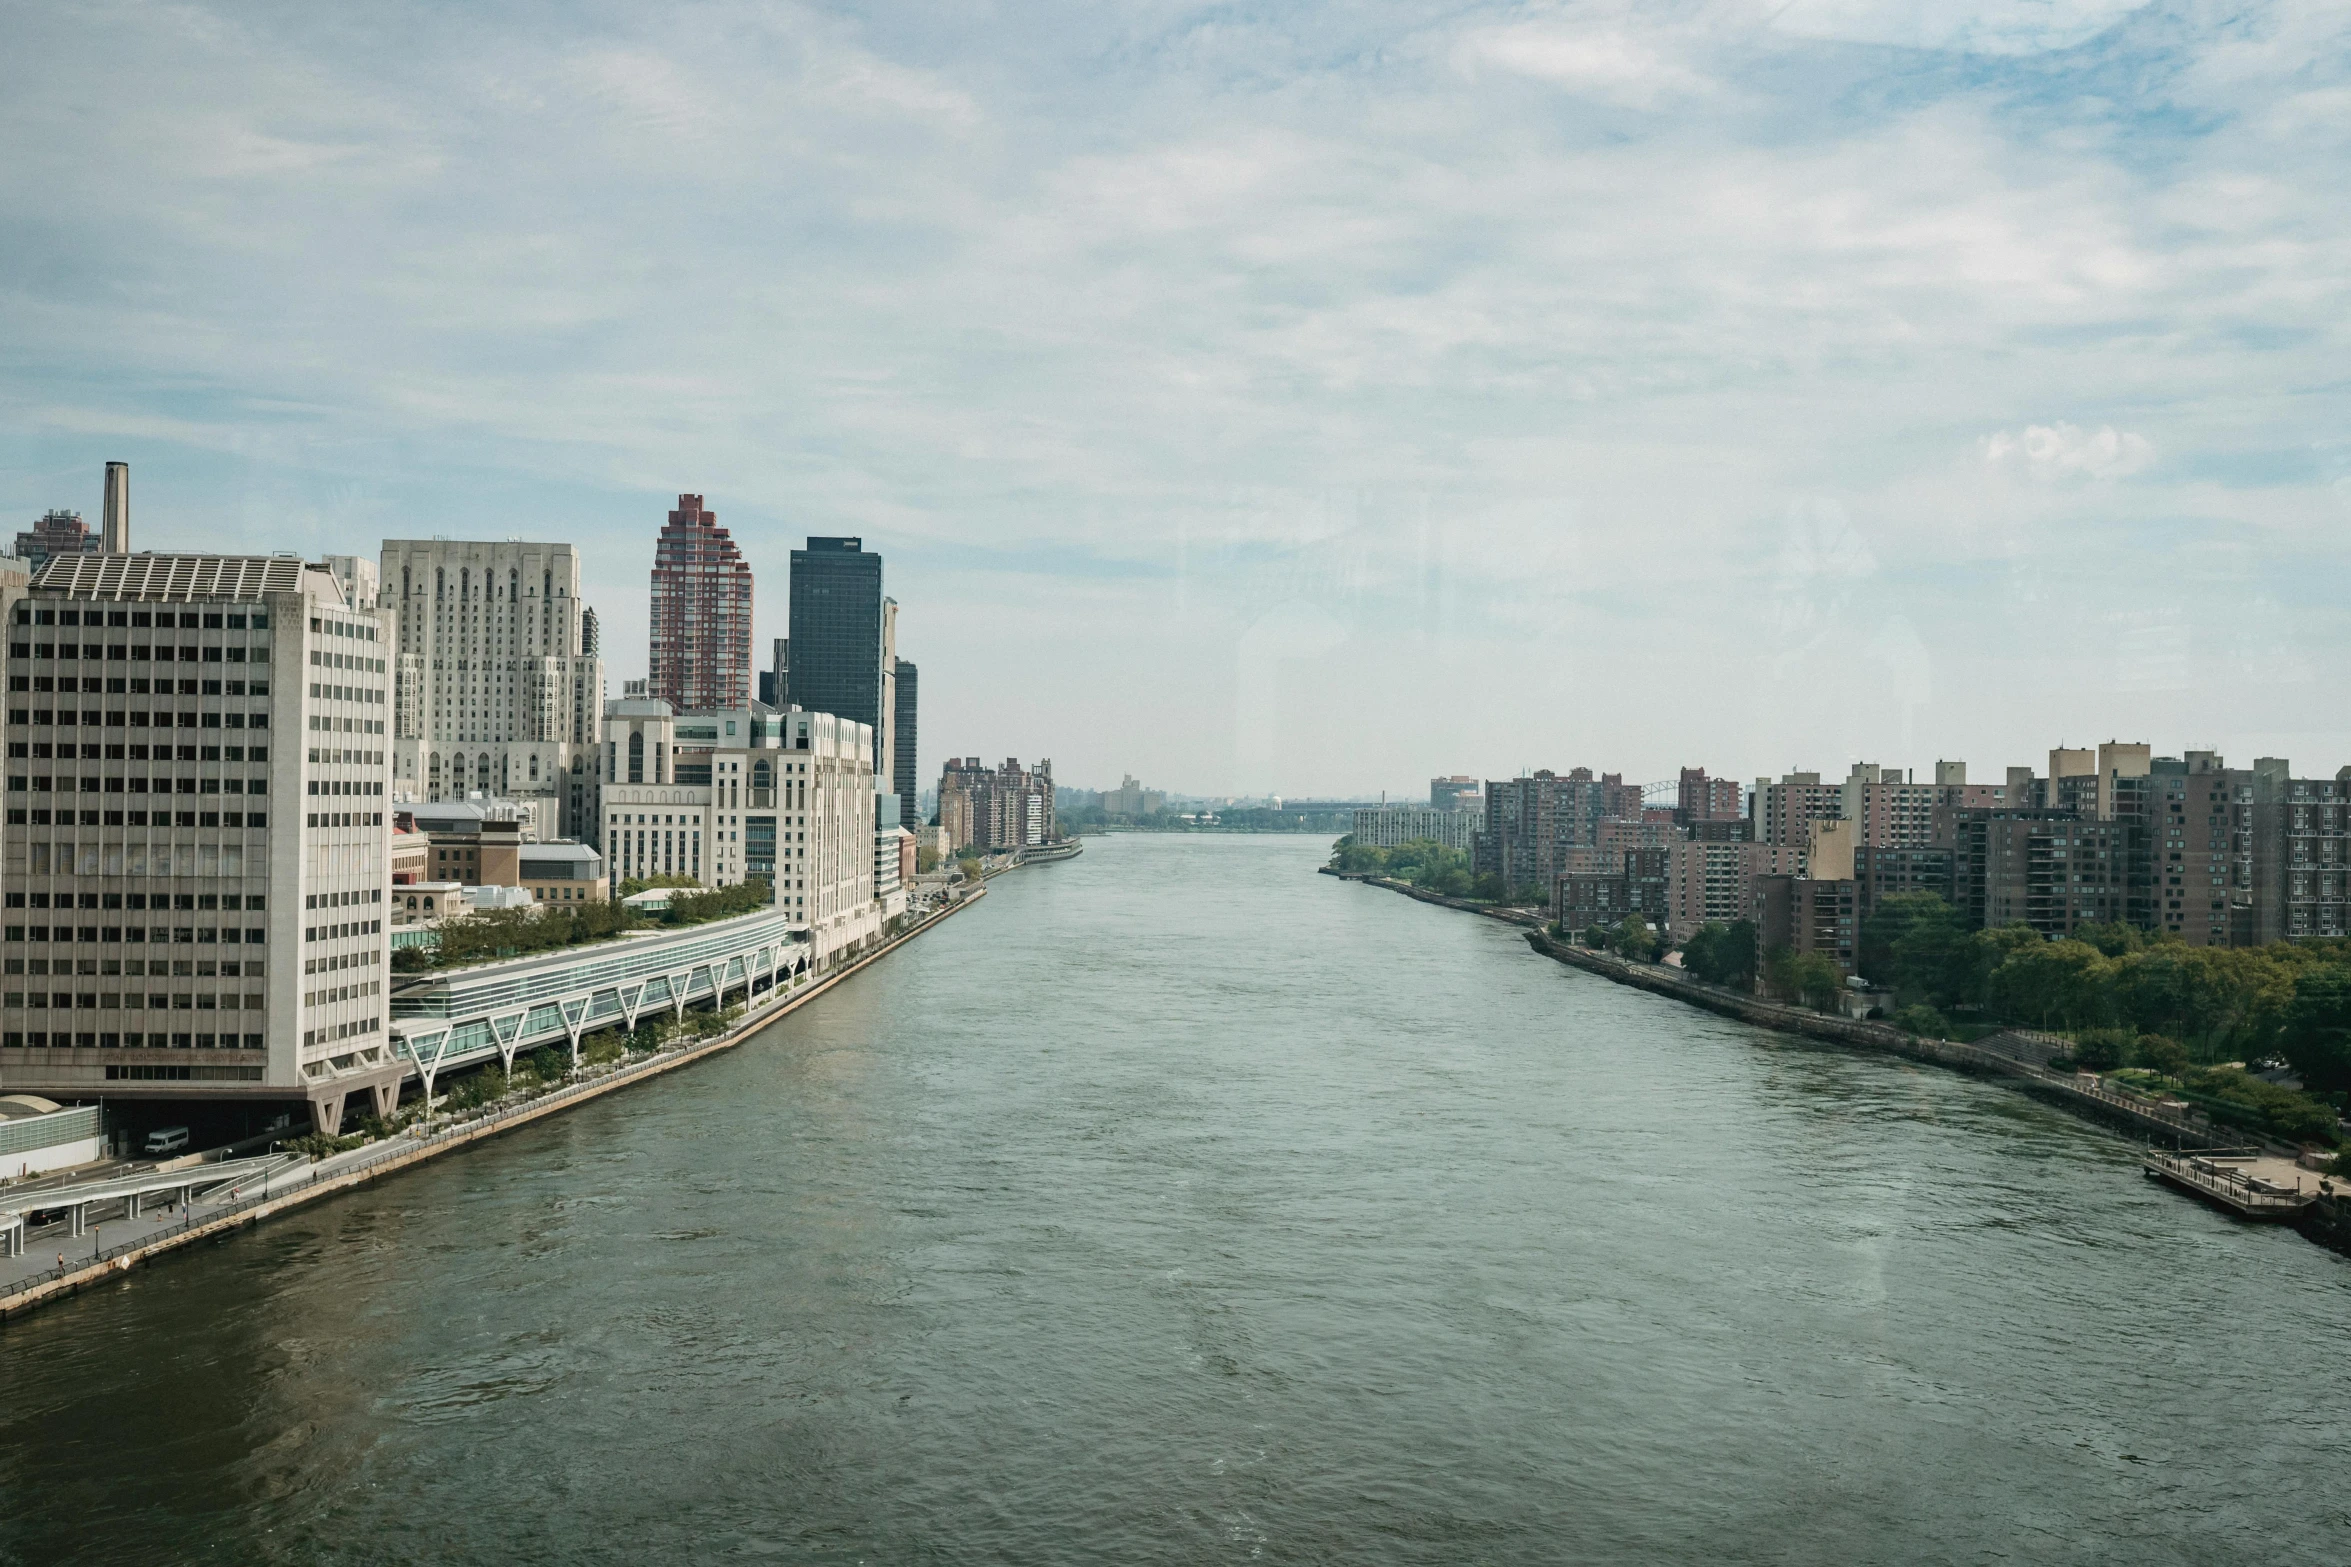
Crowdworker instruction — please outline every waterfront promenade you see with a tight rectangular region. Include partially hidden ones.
[0,884,986,1322]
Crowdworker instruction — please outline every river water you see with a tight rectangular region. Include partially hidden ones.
[2,835,2346,1564]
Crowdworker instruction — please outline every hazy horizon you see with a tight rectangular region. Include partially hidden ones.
[4,1,2344,795]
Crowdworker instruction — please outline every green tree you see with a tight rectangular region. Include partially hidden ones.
[1683,921,1758,989]
[1791,951,1844,1012]
[1986,938,2111,1030]
[1608,913,1657,962]
[1860,893,1958,991]
[2281,963,2351,1097]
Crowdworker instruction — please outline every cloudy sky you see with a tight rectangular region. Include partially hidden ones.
[2,0,2343,798]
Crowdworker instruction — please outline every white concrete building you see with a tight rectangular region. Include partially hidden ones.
[600,700,890,964]
[1351,807,1478,851]
[0,554,398,1132]
[381,540,605,844]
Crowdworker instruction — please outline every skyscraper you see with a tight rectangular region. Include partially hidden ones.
[786,537,884,772]
[648,495,753,713]
[892,658,918,830]
[381,540,605,840]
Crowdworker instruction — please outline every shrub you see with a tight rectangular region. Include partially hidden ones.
[1893,1004,1949,1037]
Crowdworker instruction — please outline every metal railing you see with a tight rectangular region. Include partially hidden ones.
[2,890,983,1312]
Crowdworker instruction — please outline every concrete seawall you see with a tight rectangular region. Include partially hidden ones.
[1322,866,2351,1254]
[1,888,986,1324]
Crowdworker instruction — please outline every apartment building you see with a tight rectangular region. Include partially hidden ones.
[648,496,753,713]
[2280,766,2351,941]
[939,757,1056,852]
[1662,840,1805,942]
[0,555,398,1134]
[1755,772,1842,849]
[1754,875,1861,977]
[382,540,605,842]
[1676,767,1741,822]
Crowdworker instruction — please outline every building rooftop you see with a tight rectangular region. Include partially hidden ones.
[31,552,320,601]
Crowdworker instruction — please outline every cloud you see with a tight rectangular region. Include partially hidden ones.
[1768,0,2154,56]
[0,0,2343,791]
[1982,423,2156,480]
[1451,24,1712,106]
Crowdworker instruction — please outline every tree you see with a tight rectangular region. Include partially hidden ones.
[2281,964,2351,1097]
[1683,921,1758,989]
[916,845,941,874]
[1986,939,2111,1030]
[2135,1033,2191,1078]
[1608,913,1658,962]
[1860,893,1959,991]
[1791,951,1844,1012]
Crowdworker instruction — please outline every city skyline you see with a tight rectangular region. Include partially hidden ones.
[4,3,2345,794]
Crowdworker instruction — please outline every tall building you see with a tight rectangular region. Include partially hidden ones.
[0,554,399,1134]
[101,462,129,554]
[2278,764,2351,942]
[758,638,789,708]
[381,541,605,842]
[939,757,1056,851]
[14,511,97,574]
[786,538,887,776]
[1430,775,1480,812]
[1477,769,1643,891]
[1676,768,1740,822]
[1755,771,1842,849]
[601,698,887,960]
[1102,774,1165,818]
[879,597,899,801]
[1662,840,1805,941]
[892,657,918,830]
[648,495,753,712]
[319,556,379,611]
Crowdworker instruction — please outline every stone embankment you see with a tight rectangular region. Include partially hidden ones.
[1322,867,2351,1255]
[0,887,987,1324]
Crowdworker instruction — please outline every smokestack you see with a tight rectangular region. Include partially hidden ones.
[101,462,129,553]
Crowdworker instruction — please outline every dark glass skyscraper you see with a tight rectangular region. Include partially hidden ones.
[893,658,918,828]
[787,537,883,765]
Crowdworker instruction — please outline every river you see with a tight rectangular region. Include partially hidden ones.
[2,834,2346,1564]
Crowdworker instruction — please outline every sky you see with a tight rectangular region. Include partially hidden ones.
[1,0,2344,800]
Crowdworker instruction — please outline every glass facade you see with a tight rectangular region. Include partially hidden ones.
[786,538,881,766]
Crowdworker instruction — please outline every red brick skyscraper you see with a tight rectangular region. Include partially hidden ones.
[648,494,753,711]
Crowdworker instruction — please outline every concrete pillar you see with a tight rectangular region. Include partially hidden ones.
[127,1191,144,1220]
[309,1090,347,1137]
[370,1079,400,1119]
[69,1203,87,1238]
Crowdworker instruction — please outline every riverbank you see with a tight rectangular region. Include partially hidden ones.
[0,885,987,1324]
[1322,866,2351,1256]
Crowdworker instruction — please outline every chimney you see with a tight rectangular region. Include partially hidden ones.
[101,462,129,553]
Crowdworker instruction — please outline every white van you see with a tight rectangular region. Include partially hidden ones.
[142,1126,191,1157]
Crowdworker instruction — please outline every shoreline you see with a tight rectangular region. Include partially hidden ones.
[1321,867,2351,1258]
[0,886,987,1324]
